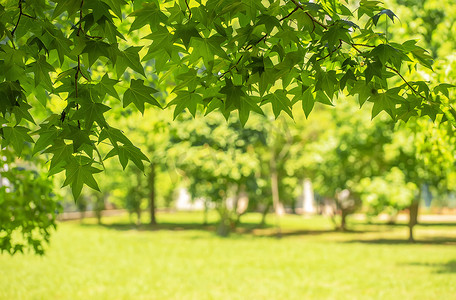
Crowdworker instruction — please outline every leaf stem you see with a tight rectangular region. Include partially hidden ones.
[385,66,426,100]
[279,6,299,22]
[317,40,342,61]
[184,0,192,19]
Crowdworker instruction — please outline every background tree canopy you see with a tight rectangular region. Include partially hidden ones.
[1,0,455,200]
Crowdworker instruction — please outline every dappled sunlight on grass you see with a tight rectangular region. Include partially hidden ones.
[1,212,455,299]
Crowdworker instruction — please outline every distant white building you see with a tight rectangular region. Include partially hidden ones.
[174,187,207,210]
[296,178,316,214]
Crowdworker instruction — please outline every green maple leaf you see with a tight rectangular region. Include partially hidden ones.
[44,139,73,175]
[315,90,334,106]
[96,74,119,100]
[173,69,199,92]
[174,22,201,48]
[257,14,281,33]
[32,125,59,155]
[364,60,383,83]
[241,0,264,19]
[167,91,203,119]
[101,19,125,44]
[73,98,111,129]
[52,0,81,19]
[321,24,349,50]
[372,9,398,26]
[28,55,55,89]
[412,48,434,70]
[143,25,174,57]
[66,126,93,152]
[220,79,245,111]
[238,96,263,126]
[301,88,315,118]
[105,144,149,170]
[123,79,161,113]
[41,24,72,65]
[82,40,112,66]
[370,44,404,70]
[129,2,167,32]
[350,81,375,107]
[370,89,403,119]
[0,81,23,115]
[116,46,145,76]
[434,83,456,98]
[84,0,112,22]
[98,127,133,146]
[421,104,439,122]
[190,36,229,66]
[63,160,103,199]
[263,90,293,118]
[2,126,34,156]
[315,70,338,99]
[101,0,127,19]
[12,102,35,124]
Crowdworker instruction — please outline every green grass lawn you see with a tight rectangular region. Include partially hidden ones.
[1,212,455,300]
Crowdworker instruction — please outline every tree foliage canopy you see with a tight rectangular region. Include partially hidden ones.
[0,0,455,199]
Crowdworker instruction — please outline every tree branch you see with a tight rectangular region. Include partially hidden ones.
[317,40,342,61]
[386,66,426,100]
[184,0,192,19]
[280,6,299,22]
[11,0,25,37]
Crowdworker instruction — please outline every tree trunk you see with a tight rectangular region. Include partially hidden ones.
[260,201,271,227]
[149,162,157,225]
[340,209,347,231]
[408,190,421,243]
[96,210,102,225]
[136,209,142,227]
[216,201,230,237]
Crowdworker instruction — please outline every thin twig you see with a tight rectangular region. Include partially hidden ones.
[317,40,342,61]
[77,0,84,36]
[220,33,268,79]
[246,34,268,51]
[386,66,426,100]
[184,0,192,19]
[290,0,328,33]
[220,55,243,79]
[351,43,375,48]
[75,0,84,129]
[11,0,24,36]
[305,11,328,29]
[279,6,299,22]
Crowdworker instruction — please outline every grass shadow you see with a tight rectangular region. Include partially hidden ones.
[401,260,456,273]
[354,221,456,227]
[254,229,338,238]
[344,236,456,245]
[79,219,390,240]
[81,220,274,235]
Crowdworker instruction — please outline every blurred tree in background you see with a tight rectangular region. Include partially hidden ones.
[1,0,456,253]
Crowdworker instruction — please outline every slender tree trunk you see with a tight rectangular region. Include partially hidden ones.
[408,190,421,243]
[96,209,102,225]
[340,209,347,231]
[149,162,157,225]
[270,156,282,237]
[216,200,230,237]
[260,201,271,227]
[136,209,142,227]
